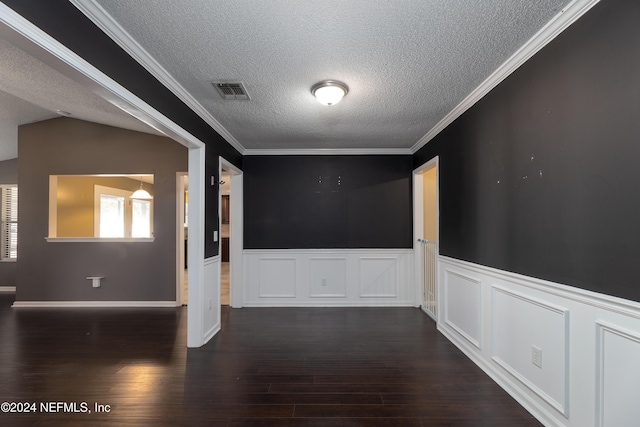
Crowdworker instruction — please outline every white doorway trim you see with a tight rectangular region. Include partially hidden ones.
[0,4,210,348]
[220,157,243,308]
[413,156,440,312]
[176,172,187,306]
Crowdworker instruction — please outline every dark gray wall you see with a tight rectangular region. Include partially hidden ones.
[414,0,640,302]
[17,118,187,301]
[244,155,413,249]
[0,158,18,287]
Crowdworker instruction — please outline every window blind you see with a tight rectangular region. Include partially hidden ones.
[1,186,18,260]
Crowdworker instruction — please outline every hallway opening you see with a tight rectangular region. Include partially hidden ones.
[413,157,439,320]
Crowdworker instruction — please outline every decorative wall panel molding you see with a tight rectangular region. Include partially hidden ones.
[309,258,347,298]
[444,269,482,349]
[492,287,569,415]
[438,256,640,427]
[243,249,413,307]
[258,258,297,298]
[359,257,398,298]
[440,256,640,320]
[596,322,640,427]
[202,258,221,340]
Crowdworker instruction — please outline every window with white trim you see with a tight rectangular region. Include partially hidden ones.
[1,185,18,260]
[94,185,153,238]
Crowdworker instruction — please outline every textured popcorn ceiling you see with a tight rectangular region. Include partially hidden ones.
[0,39,160,161]
[89,0,569,150]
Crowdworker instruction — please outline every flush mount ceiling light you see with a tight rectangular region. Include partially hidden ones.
[311,80,349,106]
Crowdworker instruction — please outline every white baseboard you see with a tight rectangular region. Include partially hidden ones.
[0,286,16,292]
[203,322,220,343]
[12,300,178,308]
[243,301,415,308]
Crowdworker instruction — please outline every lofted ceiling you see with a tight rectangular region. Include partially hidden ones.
[0,37,161,162]
[70,0,575,153]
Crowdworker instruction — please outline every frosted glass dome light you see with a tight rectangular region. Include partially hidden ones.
[311,80,348,106]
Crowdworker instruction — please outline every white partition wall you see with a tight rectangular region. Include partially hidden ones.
[201,257,221,342]
[437,256,640,427]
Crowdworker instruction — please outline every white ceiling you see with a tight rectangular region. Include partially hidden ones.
[0,38,161,162]
[74,0,571,152]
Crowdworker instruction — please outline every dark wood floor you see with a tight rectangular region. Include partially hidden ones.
[0,293,540,426]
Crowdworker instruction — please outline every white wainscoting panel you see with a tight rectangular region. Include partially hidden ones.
[359,257,398,298]
[596,322,640,427]
[259,258,297,298]
[309,258,347,298]
[202,257,220,341]
[444,269,482,349]
[437,256,640,427]
[492,287,569,415]
[243,249,414,306]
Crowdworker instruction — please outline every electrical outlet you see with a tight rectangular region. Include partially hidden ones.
[213,231,218,242]
[321,278,327,286]
[532,345,542,368]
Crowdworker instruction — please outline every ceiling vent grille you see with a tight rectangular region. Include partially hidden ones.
[212,82,250,100]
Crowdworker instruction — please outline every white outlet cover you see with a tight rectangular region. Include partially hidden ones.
[532,345,543,368]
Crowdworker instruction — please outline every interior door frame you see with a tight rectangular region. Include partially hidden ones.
[412,156,440,312]
[219,157,243,308]
[176,172,187,306]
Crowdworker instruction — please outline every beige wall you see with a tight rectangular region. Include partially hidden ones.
[17,117,187,302]
[56,175,152,237]
[422,167,437,242]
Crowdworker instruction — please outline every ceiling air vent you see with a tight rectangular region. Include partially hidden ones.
[212,82,250,100]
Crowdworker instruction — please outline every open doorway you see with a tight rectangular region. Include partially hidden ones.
[177,173,188,305]
[220,171,230,306]
[220,158,243,309]
[413,157,439,321]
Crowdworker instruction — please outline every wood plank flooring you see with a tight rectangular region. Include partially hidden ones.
[0,293,541,426]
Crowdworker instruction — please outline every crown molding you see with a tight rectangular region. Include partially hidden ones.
[411,0,601,153]
[71,0,599,156]
[243,148,413,156]
[70,0,246,155]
